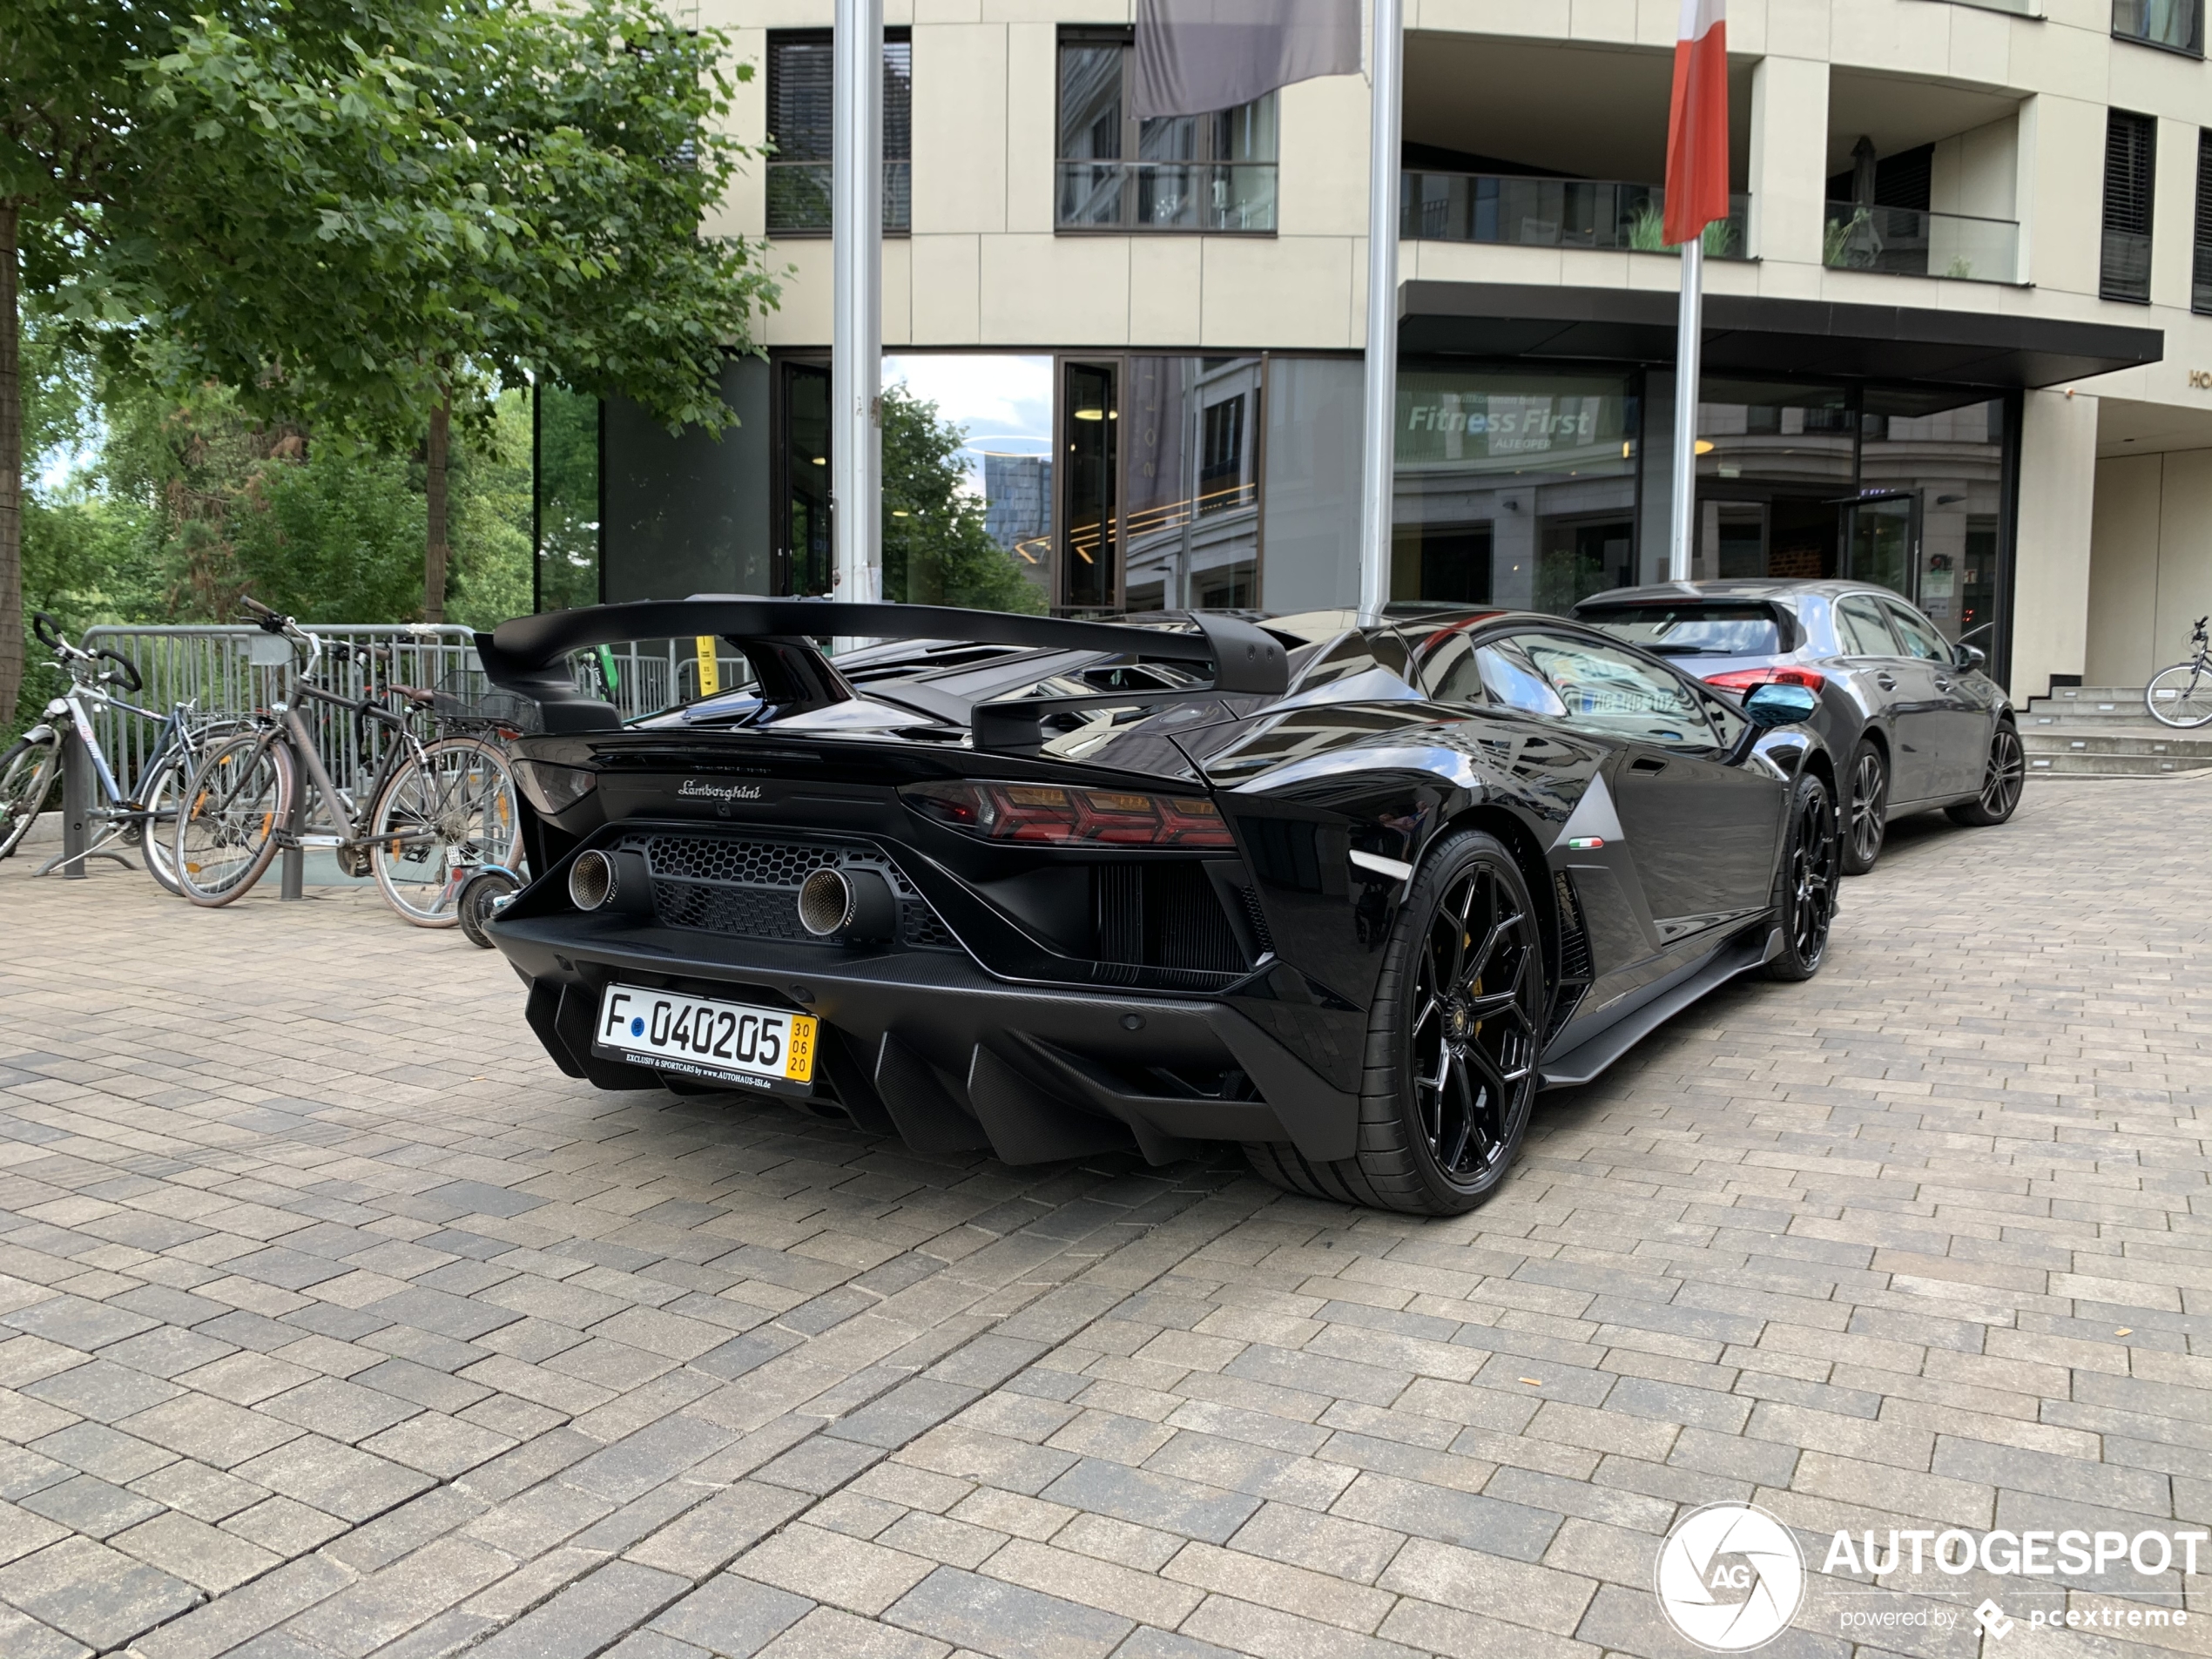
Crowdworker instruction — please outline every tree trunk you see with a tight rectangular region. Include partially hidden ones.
[0,206,23,733]
[423,386,450,624]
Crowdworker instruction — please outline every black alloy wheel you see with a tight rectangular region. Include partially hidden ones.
[1946,721,2025,827]
[1840,739,1886,877]
[1242,830,1549,1216]
[1763,771,1838,981]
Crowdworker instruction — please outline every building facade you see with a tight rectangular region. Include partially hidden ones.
[550,0,2212,700]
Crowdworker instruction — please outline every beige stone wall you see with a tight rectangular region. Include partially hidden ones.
[2087,448,2212,688]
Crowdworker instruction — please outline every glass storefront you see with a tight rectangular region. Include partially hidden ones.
[1391,367,1640,612]
[573,352,2013,674]
[1854,393,2006,646]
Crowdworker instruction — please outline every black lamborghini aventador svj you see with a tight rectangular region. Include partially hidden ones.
[476,600,1838,1217]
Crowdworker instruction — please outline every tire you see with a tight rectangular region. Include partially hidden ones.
[175,733,293,907]
[1946,721,2025,827]
[0,735,61,862]
[2145,663,2212,729]
[1242,830,1548,1217]
[136,751,191,895]
[1839,738,1887,877]
[456,868,521,948]
[368,737,521,927]
[1763,770,1838,982]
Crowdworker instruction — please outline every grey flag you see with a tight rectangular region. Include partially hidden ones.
[1132,0,1360,119]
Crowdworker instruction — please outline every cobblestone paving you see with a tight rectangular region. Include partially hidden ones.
[0,780,2204,1659]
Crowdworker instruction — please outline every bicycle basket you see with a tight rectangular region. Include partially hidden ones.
[433,671,545,735]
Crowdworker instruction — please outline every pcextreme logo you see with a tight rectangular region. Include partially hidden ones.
[1655,1503,1807,1652]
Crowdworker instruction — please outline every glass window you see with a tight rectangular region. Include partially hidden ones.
[1418,631,1566,715]
[2194,128,2212,315]
[604,359,772,604]
[1124,357,1262,612]
[1856,393,2006,643]
[1511,633,1716,749]
[1393,367,1639,615]
[1883,600,1951,661]
[780,361,831,596]
[766,31,911,236]
[2101,111,2156,301]
[2113,0,2202,52]
[1055,30,1277,233]
[879,355,1052,611]
[535,385,600,612]
[1262,357,1363,612]
[1836,596,1900,657]
[1579,603,1784,658]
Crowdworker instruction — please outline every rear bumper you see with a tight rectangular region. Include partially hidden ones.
[489,912,1360,1166]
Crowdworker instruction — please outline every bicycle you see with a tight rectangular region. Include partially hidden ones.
[0,612,237,889]
[2145,617,2212,730]
[172,598,523,925]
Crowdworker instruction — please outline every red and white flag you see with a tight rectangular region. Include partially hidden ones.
[1662,0,1730,246]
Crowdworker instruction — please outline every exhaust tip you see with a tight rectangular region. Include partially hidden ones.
[797,867,852,936]
[569,848,617,912]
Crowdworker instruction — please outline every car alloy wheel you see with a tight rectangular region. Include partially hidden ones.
[1946,721,2025,828]
[1843,741,1885,876]
[1239,830,1550,1217]
[1408,859,1541,1185]
[1764,772,1838,981]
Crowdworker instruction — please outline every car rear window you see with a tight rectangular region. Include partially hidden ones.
[1577,604,1784,658]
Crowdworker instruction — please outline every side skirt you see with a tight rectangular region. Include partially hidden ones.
[1537,929,1778,1090]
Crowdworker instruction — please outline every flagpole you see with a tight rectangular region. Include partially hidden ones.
[1356,0,1403,617]
[832,0,882,611]
[1667,234,1703,583]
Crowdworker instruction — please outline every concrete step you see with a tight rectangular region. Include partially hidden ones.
[2026,751,2212,776]
[2023,690,2158,722]
[2020,727,2212,754]
[2021,733,2212,777]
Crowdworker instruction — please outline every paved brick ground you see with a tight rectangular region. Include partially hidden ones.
[0,779,2205,1659]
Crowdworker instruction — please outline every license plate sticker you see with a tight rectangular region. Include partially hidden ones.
[594,986,817,1089]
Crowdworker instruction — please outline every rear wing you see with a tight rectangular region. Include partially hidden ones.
[475,598,1290,735]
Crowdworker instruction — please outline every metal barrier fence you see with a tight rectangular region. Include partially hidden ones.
[74,624,756,803]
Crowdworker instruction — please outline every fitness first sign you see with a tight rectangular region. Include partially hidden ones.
[1653,1505,2201,1651]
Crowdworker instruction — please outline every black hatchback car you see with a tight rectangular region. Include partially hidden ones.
[1575,579,2023,875]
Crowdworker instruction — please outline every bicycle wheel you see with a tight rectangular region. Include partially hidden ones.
[175,733,293,906]
[368,736,521,927]
[2144,663,2212,728]
[0,734,61,862]
[137,750,192,895]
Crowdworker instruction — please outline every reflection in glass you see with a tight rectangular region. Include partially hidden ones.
[1063,362,1119,610]
[1124,358,1261,612]
[1856,395,2005,643]
[1055,31,1276,231]
[1691,381,1856,583]
[535,385,600,612]
[1261,358,1364,614]
[1392,368,1638,615]
[782,362,831,596]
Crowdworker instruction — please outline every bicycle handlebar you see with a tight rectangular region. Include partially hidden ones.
[96,649,144,694]
[31,612,67,651]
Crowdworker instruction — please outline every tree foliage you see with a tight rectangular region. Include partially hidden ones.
[880,386,1044,615]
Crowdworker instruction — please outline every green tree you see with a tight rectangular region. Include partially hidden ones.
[880,385,1043,614]
[127,0,779,620]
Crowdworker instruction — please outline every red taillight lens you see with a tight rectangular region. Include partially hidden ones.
[1703,666,1825,692]
[903,781,1234,848]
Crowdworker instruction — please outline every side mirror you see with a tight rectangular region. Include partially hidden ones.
[1742,682,1818,729]
[1953,643,1986,671]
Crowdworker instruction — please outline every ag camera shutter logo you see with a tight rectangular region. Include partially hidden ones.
[1656,1502,1806,1651]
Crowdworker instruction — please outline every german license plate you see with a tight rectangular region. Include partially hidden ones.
[593,986,817,1091]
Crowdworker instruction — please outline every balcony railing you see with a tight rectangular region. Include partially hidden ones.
[1822,201,2020,284]
[1399,172,1751,259]
[2113,0,2203,52]
[1055,161,1278,233]
[765,160,912,236]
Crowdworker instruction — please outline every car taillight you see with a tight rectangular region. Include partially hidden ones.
[902,780,1234,848]
[1703,666,1826,692]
